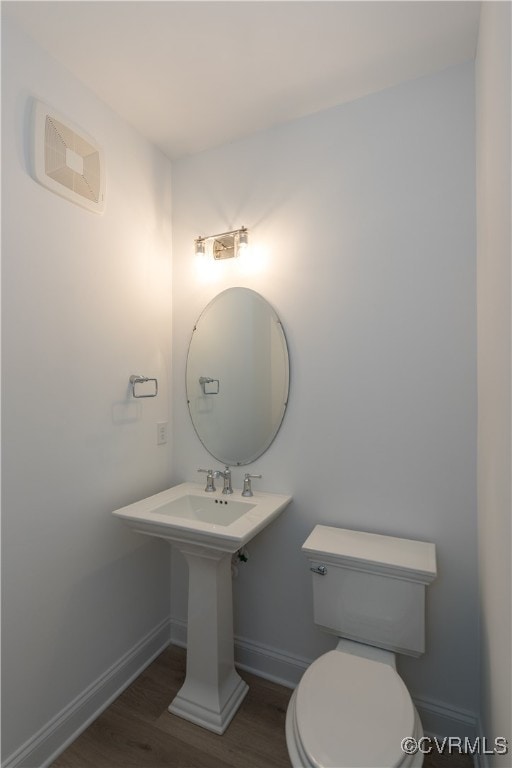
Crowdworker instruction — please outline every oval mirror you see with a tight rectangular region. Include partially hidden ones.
[186,287,290,466]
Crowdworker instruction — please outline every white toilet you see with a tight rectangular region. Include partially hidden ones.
[286,525,437,768]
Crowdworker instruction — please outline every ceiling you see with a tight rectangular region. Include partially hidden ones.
[4,1,481,159]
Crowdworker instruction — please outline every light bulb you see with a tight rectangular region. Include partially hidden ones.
[236,228,249,258]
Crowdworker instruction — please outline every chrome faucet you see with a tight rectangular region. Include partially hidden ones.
[198,466,233,494]
[215,466,233,495]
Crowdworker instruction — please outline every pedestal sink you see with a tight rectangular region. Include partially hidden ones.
[112,481,292,733]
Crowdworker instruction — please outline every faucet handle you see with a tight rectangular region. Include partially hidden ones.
[242,473,262,497]
[221,465,234,495]
[198,468,216,492]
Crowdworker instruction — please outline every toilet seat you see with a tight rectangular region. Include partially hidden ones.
[287,650,422,768]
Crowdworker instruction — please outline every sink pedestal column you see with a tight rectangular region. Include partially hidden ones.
[168,544,248,734]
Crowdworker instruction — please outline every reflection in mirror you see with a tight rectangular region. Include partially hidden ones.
[186,288,290,466]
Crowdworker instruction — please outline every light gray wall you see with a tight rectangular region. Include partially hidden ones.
[475,1,512,758]
[171,63,478,727]
[1,18,173,763]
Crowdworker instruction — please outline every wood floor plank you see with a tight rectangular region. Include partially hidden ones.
[424,748,474,768]
[111,651,184,724]
[52,645,473,768]
[54,707,227,768]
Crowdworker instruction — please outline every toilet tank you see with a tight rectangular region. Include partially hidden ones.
[303,525,437,657]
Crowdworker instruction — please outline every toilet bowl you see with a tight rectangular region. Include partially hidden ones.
[286,525,436,768]
[286,642,423,768]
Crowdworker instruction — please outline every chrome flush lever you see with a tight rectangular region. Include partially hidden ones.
[310,565,327,576]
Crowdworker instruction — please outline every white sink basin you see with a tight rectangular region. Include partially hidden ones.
[149,493,255,525]
[112,481,291,553]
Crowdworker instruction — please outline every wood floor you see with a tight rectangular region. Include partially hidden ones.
[52,645,473,768]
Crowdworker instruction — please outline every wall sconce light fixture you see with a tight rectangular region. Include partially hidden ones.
[194,227,249,260]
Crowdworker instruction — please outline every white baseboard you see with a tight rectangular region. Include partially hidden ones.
[416,711,497,768]
[234,634,310,688]
[3,617,171,768]
[414,693,478,740]
[169,614,187,647]
[171,617,479,742]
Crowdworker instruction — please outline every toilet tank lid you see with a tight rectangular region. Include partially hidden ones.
[303,526,437,584]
